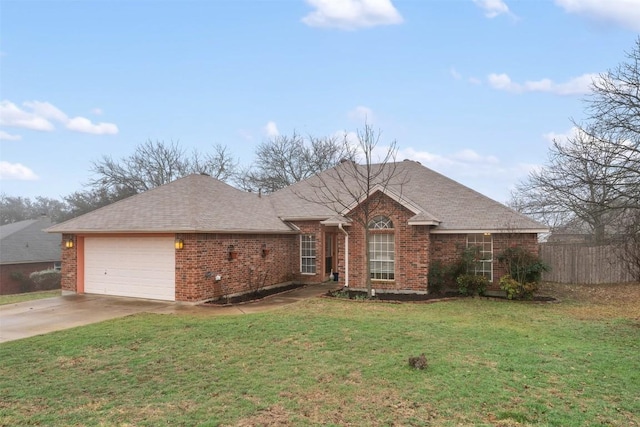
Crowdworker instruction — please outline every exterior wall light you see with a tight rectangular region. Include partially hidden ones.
[65,238,74,249]
[175,238,184,250]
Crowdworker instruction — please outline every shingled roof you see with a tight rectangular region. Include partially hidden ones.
[269,160,546,232]
[47,161,546,234]
[1,217,61,264]
[47,174,297,234]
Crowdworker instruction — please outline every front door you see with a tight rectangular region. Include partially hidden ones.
[325,233,336,274]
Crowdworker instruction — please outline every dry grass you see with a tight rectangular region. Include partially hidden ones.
[539,281,640,320]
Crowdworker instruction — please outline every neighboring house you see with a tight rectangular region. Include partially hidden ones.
[1,217,62,294]
[47,160,547,302]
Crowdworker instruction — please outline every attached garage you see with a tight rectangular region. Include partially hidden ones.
[84,236,175,301]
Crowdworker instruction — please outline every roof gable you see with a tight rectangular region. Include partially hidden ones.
[270,160,547,232]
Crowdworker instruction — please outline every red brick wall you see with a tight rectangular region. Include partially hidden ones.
[343,193,431,292]
[493,233,539,281]
[289,221,329,284]
[60,234,77,293]
[175,233,298,302]
[0,262,58,295]
[430,232,539,289]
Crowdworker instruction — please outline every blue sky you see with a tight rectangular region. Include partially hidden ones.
[1,0,638,204]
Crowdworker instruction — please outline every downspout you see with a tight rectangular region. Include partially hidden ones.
[338,223,349,288]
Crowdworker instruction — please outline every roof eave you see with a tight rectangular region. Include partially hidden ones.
[47,228,300,235]
[430,228,550,234]
[407,220,441,226]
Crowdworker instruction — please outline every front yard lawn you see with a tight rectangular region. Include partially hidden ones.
[0,289,60,306]
[1,284,638,426]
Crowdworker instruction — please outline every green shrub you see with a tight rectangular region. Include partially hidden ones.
[499,274,538,300]
[427,260,445,294]
[456,274,488,296]
[429,246,481,291]
[10,272,32,293]
[497,246,550,284]
[29,269,61,291]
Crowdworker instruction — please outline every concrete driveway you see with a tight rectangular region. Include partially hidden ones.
[0,283,335,343]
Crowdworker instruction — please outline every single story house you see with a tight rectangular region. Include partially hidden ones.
[1,216,62,294]
[47,160,547,302]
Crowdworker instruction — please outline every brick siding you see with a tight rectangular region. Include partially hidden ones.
[431,232,539,290]
[341,192,431,293]
[175,233,298,302]
[60,234,77,292]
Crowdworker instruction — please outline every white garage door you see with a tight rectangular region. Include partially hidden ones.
[85,236,175,301]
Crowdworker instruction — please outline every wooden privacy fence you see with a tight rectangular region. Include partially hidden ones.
[539,243,635,284]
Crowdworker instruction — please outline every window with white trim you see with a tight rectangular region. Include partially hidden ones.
[53,261,62,271]
[369,216,395,281]
[467,233,493,281]
[300,234,316,274]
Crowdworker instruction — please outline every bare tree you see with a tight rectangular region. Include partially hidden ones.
[581,37,640,206]
[62,140,239,219]
[615,209,640,281]
[512,128,626,242]
[191,144,239,182]
[513,37,640,279]
[241,132,347,193]
[298,124,406,297]
[90,140,192,194]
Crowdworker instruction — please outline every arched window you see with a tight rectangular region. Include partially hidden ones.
[368,216,394,280]
[368,215,393,230]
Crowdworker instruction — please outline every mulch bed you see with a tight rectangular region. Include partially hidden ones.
[205,283,306,305]
[326,288,557,303]
[326,289,460,302]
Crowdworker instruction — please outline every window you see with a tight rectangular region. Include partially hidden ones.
[369,216,394,281]
[369,215,393,229]
[300,234,316,274]
[53,261,62,271]
[467,233,493,281]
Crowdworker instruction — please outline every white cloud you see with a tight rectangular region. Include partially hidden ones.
[554,0,640,31]
[487,72,597,95]
[0,100,55,131]
[302,0,403,30]
[473,0,512,18]
[398,147,536,202]
[450,67,462,80]
[452,148,499,164]
[91,107,103,115]
[23,101,68,123]
[0,130,22,141]
[66,117,119,135]
[0,161,38,180]
[542,126,580,145]
[238,129,254,141]
[348,105,375,123]
[264,121,280,138]
[0,100,118,135]
[399,147,501,171]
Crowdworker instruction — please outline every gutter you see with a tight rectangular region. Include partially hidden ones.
[338,223,349,288]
